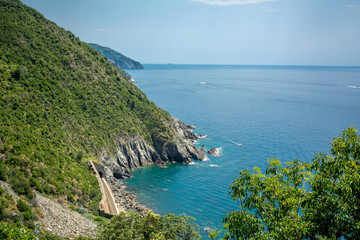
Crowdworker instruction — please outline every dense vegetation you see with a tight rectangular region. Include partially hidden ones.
[88,43,144,69]
[98,211,200,240]
[106,60,133,82]
[0,0,173,213]
[219,127,360,239]
[0,222,36,240]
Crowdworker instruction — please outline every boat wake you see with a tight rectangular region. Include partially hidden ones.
[209,164,218,168]
[227,139,242,147]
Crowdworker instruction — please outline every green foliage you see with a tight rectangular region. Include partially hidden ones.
[10,176,35,200]
[76,151,84,163]
[304,126,360,239]
[0,186,15,220]
[37,230,71,240]
[208,230,222,240]
[98,210,200,240]
[107,60,134,81]
[222,127,360,239]
[16,199,30,212]
[0,187,6,218]
[0,222,36,240]
[0,164,6,181]
[160,213,200,240]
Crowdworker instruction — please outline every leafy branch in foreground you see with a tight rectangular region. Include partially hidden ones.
[219,127,360,240]
[0,222,36,240]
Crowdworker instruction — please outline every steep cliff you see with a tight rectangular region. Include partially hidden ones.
[100,119,205,179]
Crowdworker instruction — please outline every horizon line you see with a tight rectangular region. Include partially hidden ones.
[139,63,360,68]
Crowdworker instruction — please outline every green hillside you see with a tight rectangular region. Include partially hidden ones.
[0,0,173,212]
[88,43,144,69]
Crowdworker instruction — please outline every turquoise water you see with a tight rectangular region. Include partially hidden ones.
[126,65,360,237]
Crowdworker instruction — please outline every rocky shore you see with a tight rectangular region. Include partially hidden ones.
[107,176,150,216]
[96,118,206,215]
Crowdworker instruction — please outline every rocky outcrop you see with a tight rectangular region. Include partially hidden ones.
[207,147,221,157]
[100,118,205,180]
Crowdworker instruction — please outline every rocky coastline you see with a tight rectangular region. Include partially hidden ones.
[98,117,206,215]
[107,176,150,216]
[94,117,225,217]
[99,118,205,180]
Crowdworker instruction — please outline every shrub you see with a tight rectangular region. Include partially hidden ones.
[11,177,34,200]
[0,222,36,240]
[98,210,200,240]
[16,199,30,212]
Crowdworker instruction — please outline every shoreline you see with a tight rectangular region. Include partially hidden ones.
[107,176,150,216]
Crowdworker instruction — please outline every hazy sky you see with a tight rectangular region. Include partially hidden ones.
[22,0,360,66]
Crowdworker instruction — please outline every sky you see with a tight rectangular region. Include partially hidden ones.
[22,0,360,66]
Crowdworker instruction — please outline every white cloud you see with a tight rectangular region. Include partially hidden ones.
[261,6,277,12]
[347,5,360,8]
[266,8,277,12]
[191,0,275,6]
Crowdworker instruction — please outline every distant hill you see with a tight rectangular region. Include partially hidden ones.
[88,43,144,69]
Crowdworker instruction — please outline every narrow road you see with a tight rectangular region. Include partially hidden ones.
[101,178,118,215]
[88,161,120,215]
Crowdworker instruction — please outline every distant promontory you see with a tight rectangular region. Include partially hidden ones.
[88,43,144,69]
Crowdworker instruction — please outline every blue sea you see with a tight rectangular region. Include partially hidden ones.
[126,65,360,237]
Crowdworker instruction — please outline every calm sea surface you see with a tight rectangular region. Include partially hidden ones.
[126,65,360,237]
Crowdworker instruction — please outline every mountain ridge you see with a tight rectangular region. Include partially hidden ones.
[88,43,144,69]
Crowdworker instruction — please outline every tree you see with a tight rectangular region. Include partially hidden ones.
[221,127,360,239]
[98,210,200,240]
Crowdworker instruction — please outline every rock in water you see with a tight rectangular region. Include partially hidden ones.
[207,147,221,157]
